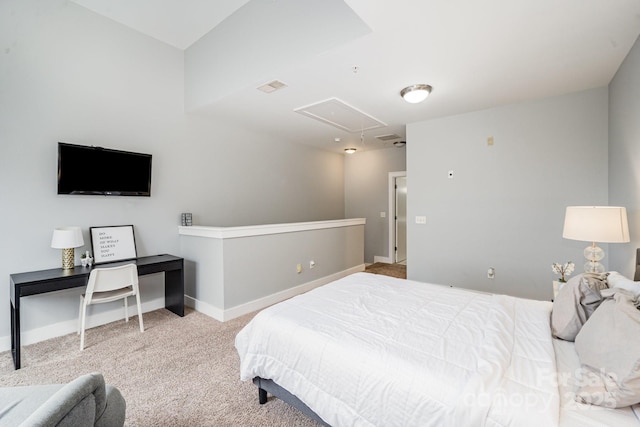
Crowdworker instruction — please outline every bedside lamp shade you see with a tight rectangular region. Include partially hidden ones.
[562,206,629,273]
[51,227,84,269]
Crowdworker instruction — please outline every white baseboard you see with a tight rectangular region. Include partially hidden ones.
[190,264,366,322]
[0,298,165,352]
[374,255,392,264]
[184,295,223,320]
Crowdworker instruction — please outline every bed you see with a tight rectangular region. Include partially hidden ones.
[236,268,640,426]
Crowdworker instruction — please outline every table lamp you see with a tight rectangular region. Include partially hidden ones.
[562,206,630,273]
[51,227,84,269]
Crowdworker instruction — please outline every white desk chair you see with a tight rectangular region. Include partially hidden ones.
[78,263,144,350]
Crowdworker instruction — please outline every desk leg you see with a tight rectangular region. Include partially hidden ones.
[10,301,20,370]
[165,268,184,317]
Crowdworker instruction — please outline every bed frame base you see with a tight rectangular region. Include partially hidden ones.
[252,377,330,426]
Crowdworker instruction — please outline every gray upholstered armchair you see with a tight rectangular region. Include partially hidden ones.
[0,372,125,426]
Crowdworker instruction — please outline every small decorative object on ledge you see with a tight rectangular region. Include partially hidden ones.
[181,213,193,226]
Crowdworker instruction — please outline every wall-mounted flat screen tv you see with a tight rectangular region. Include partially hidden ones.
[57,142,152,196]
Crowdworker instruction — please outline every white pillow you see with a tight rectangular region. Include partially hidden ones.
[608,272,640,297]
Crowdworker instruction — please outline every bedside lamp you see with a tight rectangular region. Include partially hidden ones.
[562,206,630,273]
[51,227,84,270]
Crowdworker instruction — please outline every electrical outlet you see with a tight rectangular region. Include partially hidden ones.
[487,267,495,279]
[310,260,315,269]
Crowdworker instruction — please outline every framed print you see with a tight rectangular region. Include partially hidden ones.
[90,225,137,264]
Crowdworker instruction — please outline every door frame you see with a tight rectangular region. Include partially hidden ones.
[388,171,407,264]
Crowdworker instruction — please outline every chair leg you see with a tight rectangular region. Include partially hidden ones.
[77,296,83,335]
[135,293,144,332]
[80,303,87,351]
[124,296,129,323]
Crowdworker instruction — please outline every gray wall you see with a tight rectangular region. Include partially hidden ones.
[609,34,640,276]
[178,222,364,322]
[344,147,406,263]
[406,88,609,301]
[223,225,364,307]
[0,1,344,345]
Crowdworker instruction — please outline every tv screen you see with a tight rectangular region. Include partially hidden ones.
[57,142,152,196]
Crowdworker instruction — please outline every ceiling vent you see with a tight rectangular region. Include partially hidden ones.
[294,98,387,133]
[376,134,402,141]
[257,80,287,93]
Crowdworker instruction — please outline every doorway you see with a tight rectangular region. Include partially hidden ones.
[388,171,407,265]
[395,176,407,263]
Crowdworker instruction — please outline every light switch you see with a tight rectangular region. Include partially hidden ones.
[380,212,386,218]
[415,216,426,224]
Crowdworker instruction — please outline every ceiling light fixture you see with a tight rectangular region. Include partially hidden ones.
[344,148,357,154]
[400,84,432,103]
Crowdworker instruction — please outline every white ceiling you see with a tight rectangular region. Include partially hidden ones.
[71,0,251,50]
[71,0,640,153]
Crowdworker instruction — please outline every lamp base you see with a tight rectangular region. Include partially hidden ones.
[583,261,605,274]
[61,248,75,270]
[583,242,605,274]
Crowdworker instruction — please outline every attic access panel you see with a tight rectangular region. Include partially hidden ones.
[294,98,387,133]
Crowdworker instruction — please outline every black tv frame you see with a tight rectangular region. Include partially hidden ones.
[57,142,152,197]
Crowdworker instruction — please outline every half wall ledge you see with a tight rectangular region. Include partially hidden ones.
[178,218,366,239]
[178,218,366,322]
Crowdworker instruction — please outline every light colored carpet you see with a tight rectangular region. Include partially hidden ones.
[0,308,321,426]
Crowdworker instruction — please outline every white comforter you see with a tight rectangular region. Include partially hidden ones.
[236,273,559,426]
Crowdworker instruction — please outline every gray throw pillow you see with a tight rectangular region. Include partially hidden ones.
[551,272,608,341]
[574,289,640,408]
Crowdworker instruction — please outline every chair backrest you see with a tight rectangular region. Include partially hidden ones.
[21,372,112,426]
[86,264,138,298]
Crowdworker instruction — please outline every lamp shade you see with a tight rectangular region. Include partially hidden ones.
[562,206,630,243]
[51,227,84,249]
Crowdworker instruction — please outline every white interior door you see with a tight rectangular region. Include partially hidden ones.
[395,176,407,263]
